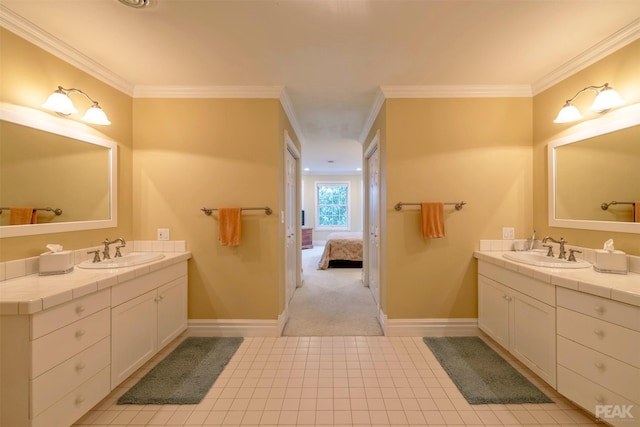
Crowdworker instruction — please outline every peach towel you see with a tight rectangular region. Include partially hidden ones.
[9,207,37,225]
[421,202,445,239]
[219,208,242,246]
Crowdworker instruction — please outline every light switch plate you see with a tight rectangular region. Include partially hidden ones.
[157,228,170,241]
[502,227,515,240]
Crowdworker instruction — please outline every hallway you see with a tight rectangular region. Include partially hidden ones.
[282,246,382,337]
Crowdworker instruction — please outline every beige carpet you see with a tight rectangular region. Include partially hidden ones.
[282,245,383,336]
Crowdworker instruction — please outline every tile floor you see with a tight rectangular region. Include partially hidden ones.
[74,335,602,426]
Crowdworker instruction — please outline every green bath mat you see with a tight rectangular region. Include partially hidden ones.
[118,336,243,405]
[423,336,553,404]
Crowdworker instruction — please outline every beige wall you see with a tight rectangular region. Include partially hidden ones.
[132,98,300,320]
[0,28,133,261]
[302,174,363,241]
[533,39,640,255]
[365,98,533,319]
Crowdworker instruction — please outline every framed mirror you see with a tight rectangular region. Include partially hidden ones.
[548,104,640,234]
[0,103,117,238]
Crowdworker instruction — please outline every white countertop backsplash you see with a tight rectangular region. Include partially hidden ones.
[0,240,190,315]
[476,239,640,307]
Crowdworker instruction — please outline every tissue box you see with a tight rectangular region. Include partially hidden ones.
[39,251,74,275]
[594,249,628,274]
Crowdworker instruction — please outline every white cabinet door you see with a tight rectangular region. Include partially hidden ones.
[111,290,157,388]
[511,292,556,387]
[157,276,188,349]
[478,276,509,349]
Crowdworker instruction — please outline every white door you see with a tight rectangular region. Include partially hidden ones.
[285,147,297,305]
[367,145,380,306]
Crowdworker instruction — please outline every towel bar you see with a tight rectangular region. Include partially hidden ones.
[600,201,635,210]
[0,207,62,215]
[201,206,273,216]
[394,201,466,211]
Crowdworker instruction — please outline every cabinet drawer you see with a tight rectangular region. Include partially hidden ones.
[112,262,187,307]
[557,307,640,369]
[31,308,110,378]
[31,337,110,417]
[557,336,639,404]
[557,366,637,427]
[32,366,110,427]
[31,289,110,340]
[557,287,640,332]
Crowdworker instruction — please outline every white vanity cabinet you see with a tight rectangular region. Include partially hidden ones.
[556,287,640,426]
[110,262,187,388]
[478,261,557,388]
[0,289,111,427]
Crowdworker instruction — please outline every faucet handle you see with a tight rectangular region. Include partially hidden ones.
[114,245,125,258]
[568,249,582,262]
[87,249,101,263]
[543,244,554,257]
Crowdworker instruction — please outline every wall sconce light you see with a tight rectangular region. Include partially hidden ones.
[553,83,623,123]
[42,86,111,125]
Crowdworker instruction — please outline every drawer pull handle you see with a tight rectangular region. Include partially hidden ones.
[76,362,86,371]
[593,305,605,314]
[75,395,85,405]
[75,329,86,338]
[594,362,605,370]
[593,329,605,337]
[75,305,85,314]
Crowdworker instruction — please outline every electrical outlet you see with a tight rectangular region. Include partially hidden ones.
[157,228,170,241]
[502,227,515,240]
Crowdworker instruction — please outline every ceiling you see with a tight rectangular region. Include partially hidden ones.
[1,1,639,174]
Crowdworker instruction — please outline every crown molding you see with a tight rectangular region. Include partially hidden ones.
[532,18,640,95]
[133,85,284,98]
[380,85,532,98]
[358,87,386,144]
[279,87,306,146]
[0,5,134,96]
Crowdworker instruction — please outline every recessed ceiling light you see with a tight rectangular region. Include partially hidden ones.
[303,167,310,171]
[356,167,362,171]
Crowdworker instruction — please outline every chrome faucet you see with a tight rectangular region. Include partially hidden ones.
[103,237,126,260]
[542,236,567,259]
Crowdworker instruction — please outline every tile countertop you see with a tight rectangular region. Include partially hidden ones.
[474,251,640,307]
[0,252,191,316]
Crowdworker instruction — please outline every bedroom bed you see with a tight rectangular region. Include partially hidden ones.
[317,231,363,270]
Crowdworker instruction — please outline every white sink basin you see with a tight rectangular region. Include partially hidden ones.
[78,252,165,269]
[503,251,591,269]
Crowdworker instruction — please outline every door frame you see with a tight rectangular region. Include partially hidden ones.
[363,130,381,312]
[283,130,301,319]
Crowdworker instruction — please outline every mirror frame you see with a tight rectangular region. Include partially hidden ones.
[548,103,640,234]
[0,103,117,238]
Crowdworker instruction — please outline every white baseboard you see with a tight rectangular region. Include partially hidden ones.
[383,317,479,337]
[188,316,478,337]
[187,318,281,337]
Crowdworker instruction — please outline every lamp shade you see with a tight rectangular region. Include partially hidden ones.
[82,105,111,125]
[42,91,78,115]
[553,104,583,124]
[590,87,623,113]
